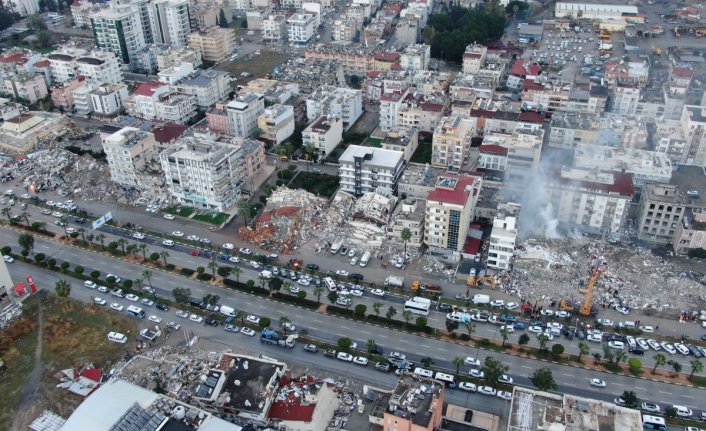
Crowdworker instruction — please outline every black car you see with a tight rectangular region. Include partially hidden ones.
[629,347,645,356]
[306,263,320,271]
[156,303,169,311]
[204,318,220,327]
[348,273,364,281]
[437,303,452,312]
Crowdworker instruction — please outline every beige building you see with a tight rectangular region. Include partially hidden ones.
[637,183,687,244]
[262,14,287,45]
[388,198,425,247]
[381,127,418,162]
[674,209,706,255]
[462,43,487,74]
[1,73,48,104]
[156,45,203,71]
[154,92,197,124]
[431,115,474,172]
[238,138,266,194]
[302,115,343,158]
[102,127,159,188]
[424,174,483,258]
[188,26,237,62]
[257,104,295,145]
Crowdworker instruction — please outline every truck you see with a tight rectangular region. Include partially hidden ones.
[139,326,162,343]
[219,305,237,317]
[472,294,490,305]
[384,276,404,288]
[330,237,344,254]
[260,329,297,348]
[358,251,371,267]
[411,281,443,296]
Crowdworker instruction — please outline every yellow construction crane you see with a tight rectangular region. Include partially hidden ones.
[580,265,605,316]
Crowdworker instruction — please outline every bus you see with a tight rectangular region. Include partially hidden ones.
[404,297,431,316]
[126,305,145,319]
[641,415,666,431]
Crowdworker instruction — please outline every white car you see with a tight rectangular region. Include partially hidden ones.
[336,352,354,362]
[93,297,107,306]
[239,247,251,255]
[126,294,139,302]
[556,311,571,318]
[335,270,349,277]
[51,211,63,217]
[608,341,624,350]
[141,299,154,307]
[148,315,162,324]
[640,325,654,333]
[162,240,174,247]
[505,302,519,310]
[464,357,480,367]
[290,286,301,293]
[589,378,606,388]
[641,402,661,413]
[222,243,235,250]
[674,343,690,355]
[469,369,485,379]
[41,209,51,215]
[110,303,124,312]
[97,285,108,293]
[189,314,204,323]
[478,386,496,396]
[647,339,661,350]
[490,300,504,308]
[597,318,613,326]
[163,214,175,220]
[107,274,122,283]
[540,309,554,317]
[132,232,145,240]
[497,391,512,401]
[614,305,630,315]
[84,280,97,289]
[370,289,386,297]
[240,327,256,336]
[353,356,368,366]
[587,334,602,343]
[200,238,211,245]
[498,375,513,384]
[350,257,358,265]
[297,278,310,286]
[250,261,261,269]
[171,231,184,237]
[660,342,677,355]
[229,256,240,263]
[187,235,200,241]
[176,310,189,318]
[142,286,155,294]
[459,382,476,392]
[348,248,357,257]
[528,325,543,334]
[246,315,260,324]
[636,338,650,351]
[501,324,515,333]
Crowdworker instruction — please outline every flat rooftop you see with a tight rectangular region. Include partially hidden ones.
[670,165,706,208]
[215,353,283,414]
[573,145,672,180]
[388,374,443,428]
[339,145,403,169]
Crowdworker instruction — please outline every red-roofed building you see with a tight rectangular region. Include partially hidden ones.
[152,122,188,144]
[268,372,339,431]
[425,174,483,257]
[670,66,693,88]
[124,82,170,119]
[374,52,401,71]
[507,60,541,90]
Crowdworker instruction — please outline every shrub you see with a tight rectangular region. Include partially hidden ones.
[258,317,271,329]
[34,253,46,262]
[47,258,56,268]
[90,270,101,279]
[150,252,160,262]
[459,334,470,341]
[166,264,175,271]
[337,337,352,349]
[628,358,642,374]
[196,266,205,274]
[198,273,213,281]
[74,265,84,275]
[0,246,11,255]
[354,304,367,317]
[70,232,79,239]
[60,262,70,271]
[551,344,565,356]
[180,268,195,276]
[122,280,133,289]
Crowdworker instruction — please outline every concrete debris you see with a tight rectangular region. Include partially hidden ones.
[502,237,706,312]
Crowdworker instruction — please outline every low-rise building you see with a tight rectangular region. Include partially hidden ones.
[50,77,85,110]
[487,202,520,271]
[257,104,295,145]
[89,82,129,116]
[368,373,445,431]
[125,81,171,120]
[462,43,487,74]
[268,371,340,431]
[227,92,265,137]
[188,26,237,62]
[381,127,418,162]
[287,13,316,44]
[573,145,672,188]
[399,44,430,71]
[173,70,232,109]
[155,45,203,71]
[302,115,343,158]
[205,102,230,135]
[304,45,375,76]
[157,62,194,85]
[338,145,405,196]
[102,126,159,188]
[154,92,197,124]
[263,14,288,45]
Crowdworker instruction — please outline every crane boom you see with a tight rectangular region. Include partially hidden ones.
[580,267,603,316]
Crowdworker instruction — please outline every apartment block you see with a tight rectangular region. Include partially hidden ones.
[302,115,343,158]
[654,119,688,164]
[287,13,316,44]
[399,44,430,71]
[431,115,474,172]
[89,82,129,116]
[487,202,520,271]
[154,92,197,124]
[611,84,640,116]
[205,103,230,135]
[50,77,85,109]
[424,174,483,256]
[90,4,147,67]
[681,105,706,166]
[263,14,287,44]
[331,16,359,42]
[636,183,687,244]
[1,73,48,104]
[48,48,122,84]
[188,26,237,62]
[155,45,202,70]
[379,87,408,131]
[226,92,265,137]
[338,145,405,196]
[257,104,295,145]
[7,0,39,16]
[674,209,706,255]
[304,45,375,75]
[125,81,171,119]
[173,70,231,109]
[478,129,542,184]
[462,43,487,74]
[387,198,425,247]
[306,85,363,131]
[238,138,266,194]
[152,0,192,47]
[160,134,245,211]
[381,127,418,162]
[102,126,159,188]
[572,145,672,188]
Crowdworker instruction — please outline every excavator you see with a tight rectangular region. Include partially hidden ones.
[580,263,605,317]
[466,275,496,288]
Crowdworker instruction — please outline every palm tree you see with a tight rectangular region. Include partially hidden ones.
[402,310,413,326]
[142,269,153,288]
[400,227,412,258]
[367,339,377,357]
[279,316,291,334]
[117,238,127,254]
[537,333,550,353]
[126,243,137,256]
[232,267,242,282]
[452,357,464,376]
[139,243,148,260]
[373,302,383,317]
[499,326,509,347]
[652,353,666,374]
[464,321,476,341]
[96,233,106,250]
[59,216,69,237]
[33,221,46,232]
[689,359,703,381]
[577,342,590,361]
[283,281,293,294]
[21,211,29,226]
[237,200,251,225]
[1,207,11,222]
[135,277,143,290]
[303,143,317,170]
[208,261,218,278]
[258,275,267,289]
[313,286,323,303]
[78,227,86,244]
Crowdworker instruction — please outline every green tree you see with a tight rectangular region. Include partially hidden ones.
[481,357,508,388]
[337,337,352,350]
[218,8,228,27]
[499,326,510,347]
[268,277,283,292]
[628,358,642,374]
[402,310,413,326]
[160,250,170,266]
[621,390,639,408]
[386,306,397,320]
[18,233,34,252]
[577,342,590,361]
[258,317,271,329]
[551,343,565,357]
[530,368,557,391]
[464,321,476,341]
[327,291,338,304]
[55,279,71,297]
[354,303,367,317]
[279,315,291,334]
[452,357,464,376]
[1,207,11,223]
[664,406,677,418]
[232,266,242,282]
[518,334,529,348]
[400,228,412,259]
[415,316,428,330]
[126,243,137,256]
[20,211,29,226]
[537,333,550,353]
[208,260,218,278]
[139,243,148,260]
[78,227,86,244]
[446,320,459,333]
[313,285,323,303]
[237,200,252,225]
[60,261,70,271]
[142,269,153,287]
[282,281,293,294]
[27,14,46,30]
[218,266,232,277]
[117,238,127,254]
[421,357,434,367]
[690,359,703,380]
[669,360,682,373]
[303,143,318,169]
[96,233,106,250]
[652,353,666,374]
[373,302,383,317]
[258,275,267,289]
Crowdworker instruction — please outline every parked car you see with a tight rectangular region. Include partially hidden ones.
[304,344,318,353]
[477,386,496,396]
[459,382,476,392]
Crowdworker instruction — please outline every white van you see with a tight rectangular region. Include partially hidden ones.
[618,321,635,329]
[324,277,337,292]
[434,372,455,387]
[672,405,692,417]
[259,270,273,279]
[413,367,433,378]
[107,332,127,343]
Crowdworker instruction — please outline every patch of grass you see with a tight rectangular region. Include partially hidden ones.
[690,375,706,388]
[215,50,289,80]
[192,211,229,225]
[411,142,432,164]
[288,172,340,198]
[368,138,383,148]
[164,206,195,217]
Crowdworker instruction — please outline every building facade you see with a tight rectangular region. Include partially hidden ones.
[173,70,231,109]
[226,92,265,137]
[431,115,474,172]
[102,126,159,188]
[287,13,316,44]
[90,4,148,67]
[188,27,237,62]
[302,115,343,157]
[338,145,405,196]
[487,202,520,271]
[257,104,295,145]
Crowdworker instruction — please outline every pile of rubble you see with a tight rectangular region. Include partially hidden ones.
[505,238,706,312]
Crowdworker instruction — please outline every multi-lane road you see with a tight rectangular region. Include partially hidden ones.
[2,228,705,416]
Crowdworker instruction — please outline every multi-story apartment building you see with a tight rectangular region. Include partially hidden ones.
[287,13,316,44]
[338,145,405,196]
[424,174,483,257]
[304,45,375,76]
[72,83,95,114]
[655,119,688,164]
[381,127,418,162]
[379,87,408,131]
[636,183,687,244]
[331,16,359,42]
[681,105,706,166]
[90,4,147,67]
[546,167,634,234]
[302,115,343,158]
[673,209,706,255]
[478,129,543,184]
[152,0,192,47]
[155,45,202,70]
[102,126,159,188]
[521,81,571,113]
[387,198,425,247]
[154,92,197,124]
[173,70,231,109]
[572,145,672,189]
[7,0,39,16]
[262,14,287,44]
[368,374,445,431]
[47,48,122,84]
[431,115,474,172]
[1,73,48,103]
[399,44,430,71]
[187,26,236,62]
[160,134,245,211]
[125,80,170,119]
[226,92,265,137]
[89,82,129,116]
[611,84,640,116]
[50,77,85,109]
[487,202,520,271]
[238,138,266,194]
[462,43,487,74]
[205,103,230,135]
[306,85,363,131]
[256,104,294,145]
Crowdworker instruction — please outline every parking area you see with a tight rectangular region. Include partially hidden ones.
[523,26,604,81]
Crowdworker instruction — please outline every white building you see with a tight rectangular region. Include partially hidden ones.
[681,105,706,167]
[306,85,363,131]
[152,0,192,47]
[102,126,159,188]
[287,13,316,44]
[89,83,129,116]
[263,14,288,44]
[157,62,194,85]
[90,4,147,67]
[611,84,640,116]
[48,48,122,84]
[487,202,520,271]
[431,115,474,172]
[572,145,673,188]
[338,145,405,197]
[154,92,197,124]
[72,83,96,114]
[160,133,246,211]
[302,115,343,157]
[257,104,295,145]
[125,81,171,119]
[173,70,231,109]
[462,44,487,74]
[226,92,265,137]
[555,2,639,20]
[6,0,39,16]
[400,44,430,71]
